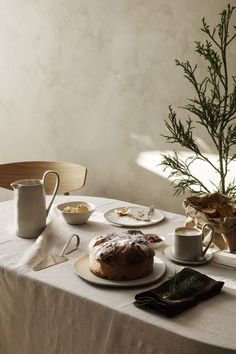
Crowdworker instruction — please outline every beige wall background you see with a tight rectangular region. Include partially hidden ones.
[0,0,235,214]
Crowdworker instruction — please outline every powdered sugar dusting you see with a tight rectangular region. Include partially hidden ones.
[88,230,153,260]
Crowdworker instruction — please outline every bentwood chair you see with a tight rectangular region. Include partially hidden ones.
[0,161,87,195]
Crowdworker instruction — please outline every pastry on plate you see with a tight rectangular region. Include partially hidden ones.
[88,230,155,280]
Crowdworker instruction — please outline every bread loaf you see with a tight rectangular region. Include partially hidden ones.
[88,230,155,280]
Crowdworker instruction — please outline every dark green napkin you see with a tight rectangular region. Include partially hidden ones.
[134,268,224,317]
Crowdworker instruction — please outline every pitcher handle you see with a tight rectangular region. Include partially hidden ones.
[202,223,214,257]
[42,170,60,216]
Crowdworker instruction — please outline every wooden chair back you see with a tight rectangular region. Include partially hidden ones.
[0,161,87,195]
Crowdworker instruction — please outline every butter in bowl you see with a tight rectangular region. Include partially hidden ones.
[56,201,95,225]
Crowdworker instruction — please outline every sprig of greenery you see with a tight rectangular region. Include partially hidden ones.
[161,4,236,197]
[161,151,211,196]
[163,274,204,300]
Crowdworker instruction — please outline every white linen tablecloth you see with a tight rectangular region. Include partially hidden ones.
[0,196,236,354]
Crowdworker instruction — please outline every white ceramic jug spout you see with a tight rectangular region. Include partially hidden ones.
[12,171,60,239]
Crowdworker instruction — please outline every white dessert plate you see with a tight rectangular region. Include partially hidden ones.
[74,255,166,288]
[164,246,213,265]
[104,206,165,227]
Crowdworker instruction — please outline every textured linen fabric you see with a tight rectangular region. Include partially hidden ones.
[134,268,225,317]
[0,196,236,354]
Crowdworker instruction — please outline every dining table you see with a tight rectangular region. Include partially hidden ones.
[0,195,235,354]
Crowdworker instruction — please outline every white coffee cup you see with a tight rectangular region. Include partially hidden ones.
[172,224,214,261]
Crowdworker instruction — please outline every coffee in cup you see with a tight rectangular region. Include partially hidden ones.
[172,224,214,261]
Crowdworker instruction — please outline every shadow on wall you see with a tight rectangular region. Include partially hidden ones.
[78,130,222,215]
[136,141,236,189]
[128,132,236,214]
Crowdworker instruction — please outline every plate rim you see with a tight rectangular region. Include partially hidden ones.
[73,255,166,288]
[164,245,212,265]
[104,206,165,227]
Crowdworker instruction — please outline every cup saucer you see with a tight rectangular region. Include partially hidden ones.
[164,246,213,265]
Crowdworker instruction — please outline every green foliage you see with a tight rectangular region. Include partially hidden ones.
[163,274,204,300]
[161,4,236,196]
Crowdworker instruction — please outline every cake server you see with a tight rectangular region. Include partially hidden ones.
[33,233,80,271]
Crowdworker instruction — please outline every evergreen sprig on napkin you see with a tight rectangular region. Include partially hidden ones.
[163,274,204,300]
[134,268,224,317]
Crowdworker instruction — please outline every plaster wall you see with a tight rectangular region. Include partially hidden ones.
[0,0,235,214]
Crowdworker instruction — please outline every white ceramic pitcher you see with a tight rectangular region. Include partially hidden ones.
[11,170,60,239]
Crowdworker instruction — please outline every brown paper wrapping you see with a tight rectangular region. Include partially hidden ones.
[184,193,236,252]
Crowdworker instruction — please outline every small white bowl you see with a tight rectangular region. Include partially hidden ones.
[56,201,95,225]
[146,235,165,249]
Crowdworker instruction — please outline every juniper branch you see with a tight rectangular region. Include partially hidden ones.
[161,4,236,197]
